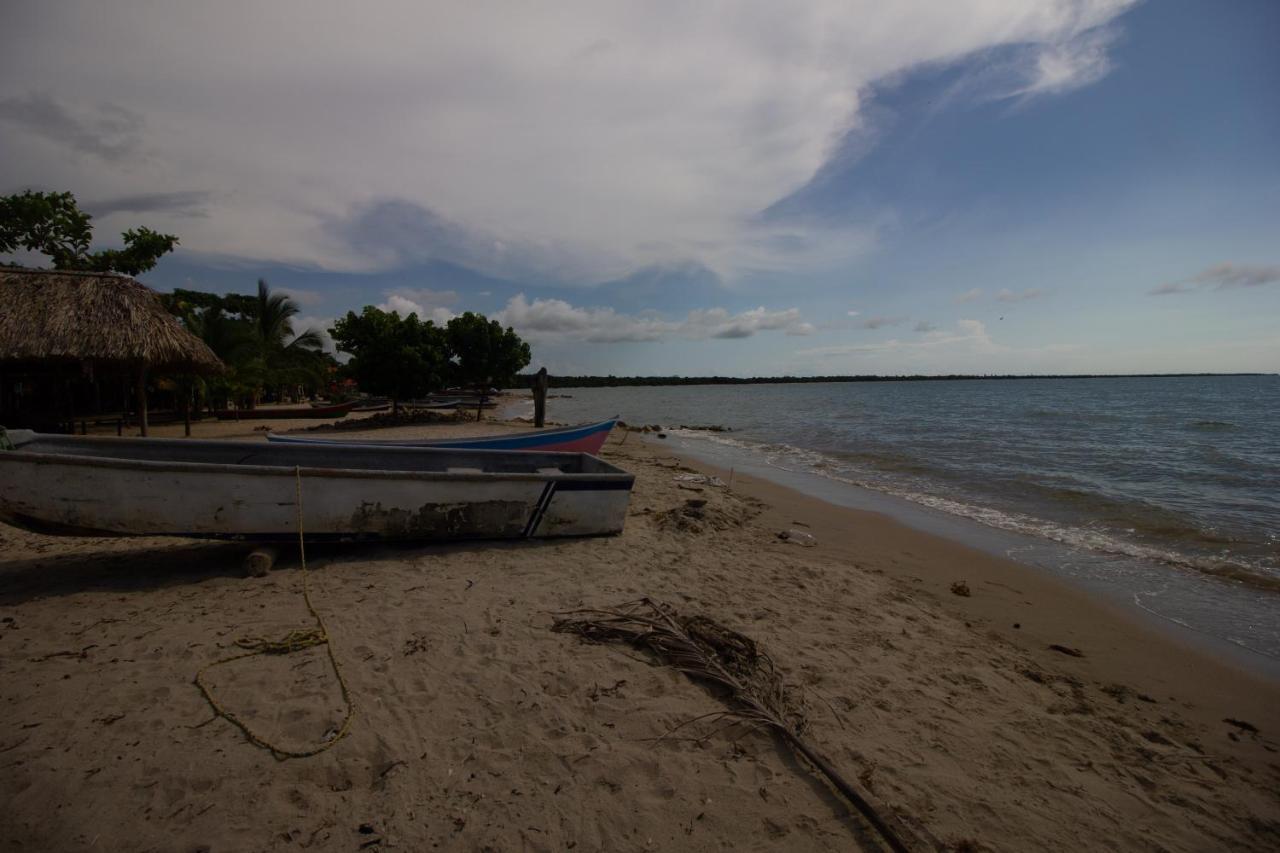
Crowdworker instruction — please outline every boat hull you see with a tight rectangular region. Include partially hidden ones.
[215,401,358,420]
[268,418,617,455]
[0,433,633,541]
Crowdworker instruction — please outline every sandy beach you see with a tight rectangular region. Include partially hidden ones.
[2,420,1277,852]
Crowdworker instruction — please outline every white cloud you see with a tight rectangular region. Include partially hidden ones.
[1150,262,1280,296]
[847,310,861,317]
[290,314,337,353]
[377,294,456,325]
[995,287,1045,302]
[0,1,1135,283]
[797,318,1001,359]
[954,288,984,304]
[496,294,812,343]
[1009,25,1119,98]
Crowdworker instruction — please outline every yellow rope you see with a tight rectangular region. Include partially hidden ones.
[193,466,356,759]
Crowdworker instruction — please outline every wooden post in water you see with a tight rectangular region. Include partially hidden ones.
[533,367,549,428]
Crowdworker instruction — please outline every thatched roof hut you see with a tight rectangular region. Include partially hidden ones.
[0,267,222,373]
[0,267,223,434]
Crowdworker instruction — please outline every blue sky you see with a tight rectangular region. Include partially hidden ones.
[2,0,1277,375]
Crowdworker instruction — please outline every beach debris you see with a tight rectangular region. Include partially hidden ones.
[1048,644,1084,658]
[656,495,757,533]
[777,529,816,547]
[949,581,971,597]
[673,473,726,488]
[551,598,919,853]
[1223,718,1259,735]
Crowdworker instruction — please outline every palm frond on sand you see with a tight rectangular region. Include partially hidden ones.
[552,597,921,853]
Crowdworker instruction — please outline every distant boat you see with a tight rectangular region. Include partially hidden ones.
[404,398,465,410]
[267,417,618,455]
[214,401,358,420]
[0,431,634,540]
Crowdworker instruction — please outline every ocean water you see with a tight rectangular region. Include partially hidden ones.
[513,376,1280,667]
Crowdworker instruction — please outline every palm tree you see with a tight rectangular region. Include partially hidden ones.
[253,279,326,403]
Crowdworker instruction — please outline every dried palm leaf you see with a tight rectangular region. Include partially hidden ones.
[553,597,918,853]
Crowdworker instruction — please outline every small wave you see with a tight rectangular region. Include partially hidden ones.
[671,429,1280,595]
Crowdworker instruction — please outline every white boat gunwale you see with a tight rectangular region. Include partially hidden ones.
[0,432,632,486]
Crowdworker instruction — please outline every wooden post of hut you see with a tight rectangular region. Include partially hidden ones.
[533,367,549,428]
[135,365,149,437]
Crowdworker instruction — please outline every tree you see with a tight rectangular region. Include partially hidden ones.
[329,306,448,412]
[162,280,329,409]
[0,190,178,275]
[445,312,531,393]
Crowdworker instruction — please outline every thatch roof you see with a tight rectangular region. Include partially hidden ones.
[0,267,224,374]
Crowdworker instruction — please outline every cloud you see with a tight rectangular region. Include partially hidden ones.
[954,288,984,304]
[1007,25,1120,98]
[847,310,861,317]
[0,92,142,161]
[995,287,1045,302]
[276,287,325,308]
[1150,262,1280,295]
[914,320,939,332]
[0,1,1135,280]
[377,293,456,325]
[86,190,211,219]
[797,318,1001,359]
[496,294,812,343]
[858,315,908,329]
[291,314,337,353]
[384,287,460,307]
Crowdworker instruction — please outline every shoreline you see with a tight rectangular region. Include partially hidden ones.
[655,428,1280,682]
[1,423,1277,850]
[638,434,1280,726]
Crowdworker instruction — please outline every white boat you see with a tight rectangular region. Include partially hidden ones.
[0,431,634,541]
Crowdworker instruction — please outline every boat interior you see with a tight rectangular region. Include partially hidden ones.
[3,432,629,477]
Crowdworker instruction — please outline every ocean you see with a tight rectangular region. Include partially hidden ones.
[511,375,1280,668]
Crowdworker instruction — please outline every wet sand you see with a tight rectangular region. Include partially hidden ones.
[1,423,1277,851]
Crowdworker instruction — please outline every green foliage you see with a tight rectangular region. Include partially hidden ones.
[163,288,258,321]
[0,190,178,274]
[164,280,330,408]
[445,312,531,391]
[329,306,448,407]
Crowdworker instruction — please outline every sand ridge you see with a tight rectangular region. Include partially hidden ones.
[1,428,1278,851]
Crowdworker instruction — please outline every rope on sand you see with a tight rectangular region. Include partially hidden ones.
[193,466,356,759]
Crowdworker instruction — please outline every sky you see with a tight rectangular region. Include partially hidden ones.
[1,0,1277,376]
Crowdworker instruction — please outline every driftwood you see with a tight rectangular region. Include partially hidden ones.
[243,547,278,577]
[552,598,920,852]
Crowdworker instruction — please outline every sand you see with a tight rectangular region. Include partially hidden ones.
[1,422,1277,851]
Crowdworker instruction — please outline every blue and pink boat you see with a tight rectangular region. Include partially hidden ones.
[267,417,618,455]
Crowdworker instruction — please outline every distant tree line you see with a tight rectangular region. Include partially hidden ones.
[517,372,1270,389]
